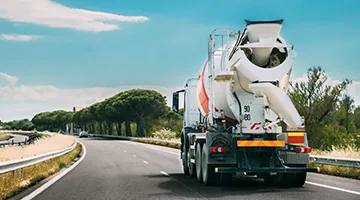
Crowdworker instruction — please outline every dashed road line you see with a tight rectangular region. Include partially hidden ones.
[137,157,207,200]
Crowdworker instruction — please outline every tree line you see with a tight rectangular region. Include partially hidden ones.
[31,89,183,138]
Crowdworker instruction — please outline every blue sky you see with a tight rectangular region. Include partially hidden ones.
[0,0,360,121]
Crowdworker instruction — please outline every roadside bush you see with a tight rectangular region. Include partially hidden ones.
[151,128,177,140]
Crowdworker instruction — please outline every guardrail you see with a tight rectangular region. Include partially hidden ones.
[310,155,360,168]
[89,134,360,169]
[90,134,180,146]
[0,142,77,174]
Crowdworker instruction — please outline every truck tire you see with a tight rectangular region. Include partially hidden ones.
[201,143,217,186]
[290,172,307,187]
[218,173,233,185]
[195,143,203,183]
[187,149,196,177]
[263,173,293,187]
[182,151,189,175]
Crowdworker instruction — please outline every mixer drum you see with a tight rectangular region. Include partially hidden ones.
[197,20,302,128]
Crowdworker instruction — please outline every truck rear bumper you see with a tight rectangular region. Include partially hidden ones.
[214,167,320,174]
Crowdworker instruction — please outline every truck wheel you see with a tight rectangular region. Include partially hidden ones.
[187,149,196,177]
[218,173,233,185]
[182,151,189,175]
[263,173,293,187]
[290,172,307,187]
[201,143,217,186]
[195,143,203,182]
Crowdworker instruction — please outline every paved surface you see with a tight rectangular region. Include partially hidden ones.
[17,138,360,200]
[0,134,28,145]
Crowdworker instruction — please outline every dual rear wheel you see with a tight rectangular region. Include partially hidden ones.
[183,142,306,187]
[184,142,232,186]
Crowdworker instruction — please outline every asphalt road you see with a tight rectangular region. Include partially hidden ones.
[0,134,28,145]
[16,138,360,200]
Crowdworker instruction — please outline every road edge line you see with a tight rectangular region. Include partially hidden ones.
[306,181,360,196]
[21,141,87,200]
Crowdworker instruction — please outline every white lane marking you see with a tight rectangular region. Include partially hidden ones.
[306,181,360,196]
[160,171,169,176]
[142,161,207,200]
[143,161,149,164]
[22,142,87,200]
[132,155,137,157]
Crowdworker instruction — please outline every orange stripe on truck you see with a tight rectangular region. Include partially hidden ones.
[198,62,209,114]
[237,140,285,147]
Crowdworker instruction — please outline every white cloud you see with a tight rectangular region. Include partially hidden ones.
[0,84,182,122]
[0,34,41,41]
[0,0,149,32]
[0,72,19,85]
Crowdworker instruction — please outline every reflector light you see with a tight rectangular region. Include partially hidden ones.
[296,147,312,153]
[210,146,227,153]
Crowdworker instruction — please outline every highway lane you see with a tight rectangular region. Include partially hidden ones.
[21,138,360,200]
[0,133,28,145]
[8,134,29,143]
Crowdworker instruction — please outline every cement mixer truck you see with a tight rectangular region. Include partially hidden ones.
[172,19,319,187]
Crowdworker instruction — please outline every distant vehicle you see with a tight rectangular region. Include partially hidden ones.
[58,130,65,134]
[31,129,37,133]
[79,131,88,138]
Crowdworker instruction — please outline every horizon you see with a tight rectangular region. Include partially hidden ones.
[1,0,360,122]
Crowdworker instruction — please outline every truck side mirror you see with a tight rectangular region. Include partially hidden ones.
[172,92,179,113]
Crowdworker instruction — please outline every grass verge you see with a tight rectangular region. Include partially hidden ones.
[131,138,180,149]
[312,145,360,159]
[308,162,360,180]
[0,133,10,141]
[0,143,82,200]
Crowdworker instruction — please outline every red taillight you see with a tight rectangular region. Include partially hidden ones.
[296,147,312,153]
[210,146,227,153]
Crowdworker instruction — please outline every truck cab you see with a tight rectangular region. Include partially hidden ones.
[172,78,200,130]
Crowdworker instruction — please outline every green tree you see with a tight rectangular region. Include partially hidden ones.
[104,94,127,136]
[340,94,355,134]
[353,107,360,129]
[288,66,351,149]
[120,89,168,137]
